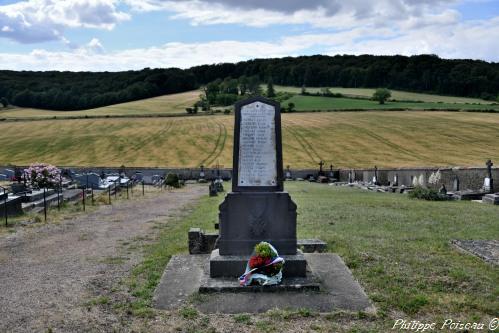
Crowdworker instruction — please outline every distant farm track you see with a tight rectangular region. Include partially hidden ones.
[1,111,499,168]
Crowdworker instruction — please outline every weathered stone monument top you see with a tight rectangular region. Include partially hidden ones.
[232,97,283,192]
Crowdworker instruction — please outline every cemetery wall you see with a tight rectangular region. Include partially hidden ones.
[2,166,497,191]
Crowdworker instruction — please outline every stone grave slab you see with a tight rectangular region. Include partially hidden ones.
[482,193,499,205]
[451,240,498,265]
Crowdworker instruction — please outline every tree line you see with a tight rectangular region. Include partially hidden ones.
[1,54,498,111]
[0,68,196,110]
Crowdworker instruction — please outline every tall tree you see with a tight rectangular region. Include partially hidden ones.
[373,88,392,104]
[266,78,276,98]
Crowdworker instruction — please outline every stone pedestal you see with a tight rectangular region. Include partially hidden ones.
[210,249,307,278]
[210,191,302,278]
[217,192,297,256]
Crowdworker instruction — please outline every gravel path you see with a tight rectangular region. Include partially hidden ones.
[0,185,205,333]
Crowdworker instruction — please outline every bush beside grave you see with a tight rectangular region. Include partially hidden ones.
[408,186,448,201]
[24,163,61,189]
[164,173,183,188]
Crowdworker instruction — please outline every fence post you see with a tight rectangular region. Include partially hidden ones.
[1,186,7,227]
[115,181,118,199]
[82,187,86,211]
[108,186,112,205]
[91,188,94,205]
[4,192,7,227]
[126,182,129,199]
[43,188,47,222]
[142,181,145,196]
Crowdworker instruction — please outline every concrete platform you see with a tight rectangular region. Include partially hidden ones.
[153,253,374,314]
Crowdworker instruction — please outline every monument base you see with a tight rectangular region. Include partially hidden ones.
[209,249,307,278]
[217,191,297,255]
[153,253,375,314]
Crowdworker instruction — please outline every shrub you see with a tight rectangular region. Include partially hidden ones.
[373,88,391,104]
[24,163,61,189]
[408,186,447,201]
[164,173,182,188]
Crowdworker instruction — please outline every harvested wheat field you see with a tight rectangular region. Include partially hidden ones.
[0,111,498,168]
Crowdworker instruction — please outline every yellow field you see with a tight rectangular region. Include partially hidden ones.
[274,85,495,104]
[1,111,498,168]
[0,90,201,119]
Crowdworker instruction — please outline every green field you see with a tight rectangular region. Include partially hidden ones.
[275,85,496,104]
[1,111,499,168]
[129,182,498,331]
[0,90,200,119]
[1,87,497,121]
[282,95,499,111]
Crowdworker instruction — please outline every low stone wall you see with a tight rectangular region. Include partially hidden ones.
[339,167,498,192]
[2,165,497,192]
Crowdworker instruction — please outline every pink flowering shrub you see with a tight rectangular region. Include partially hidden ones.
[24,163,61,189]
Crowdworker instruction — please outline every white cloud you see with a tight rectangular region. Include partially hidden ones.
[0,0,129,43]
[86,37,105,53]
[124,0,460,29]
[0,15,498,71]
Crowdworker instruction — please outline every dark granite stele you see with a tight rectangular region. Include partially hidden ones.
[153,253,375,314]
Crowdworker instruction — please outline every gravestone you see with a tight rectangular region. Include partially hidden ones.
[74,173,102,189]
[209,180,218,197]
[3,169,14,179]
[453,176,460,192]
[348,170,354,183]
[285,165,292,180]
[211,96,305,278]
[393,173,399,187]
[199,165,205,179]
[372,166,378,185]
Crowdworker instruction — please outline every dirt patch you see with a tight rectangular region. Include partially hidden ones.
[0,185,205,332]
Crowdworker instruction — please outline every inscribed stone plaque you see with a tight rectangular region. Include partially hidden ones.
[238,102,277,187]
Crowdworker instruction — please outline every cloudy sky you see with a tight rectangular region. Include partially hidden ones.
[0,0,498,71]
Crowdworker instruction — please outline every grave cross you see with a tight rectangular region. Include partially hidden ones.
[318,161,325,176]
[486,159,493,178]
[486,159,494,193]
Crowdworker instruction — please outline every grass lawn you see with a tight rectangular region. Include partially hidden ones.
[1,111,499,168]
[282,95,499,111]
[0,90,201,119]
[275,85,496,104]
[128,182,499,332]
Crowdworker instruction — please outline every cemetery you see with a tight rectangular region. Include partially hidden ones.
[0,97,497,332]
[2,0,499,329]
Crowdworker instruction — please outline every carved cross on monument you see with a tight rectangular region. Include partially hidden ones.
[486,159,494,193]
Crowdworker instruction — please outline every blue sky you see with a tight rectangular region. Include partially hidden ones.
[0,0,498,71]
